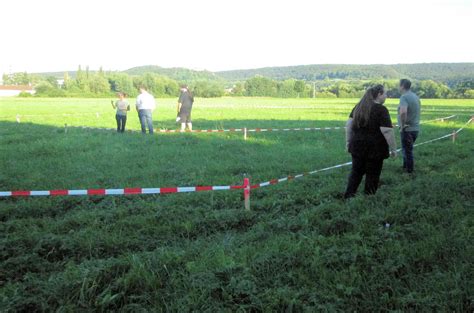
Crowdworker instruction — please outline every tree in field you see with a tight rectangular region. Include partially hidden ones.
[75,65,89,92]
[2,72,32,85]
[232,82,245,96]
[453,80,474,98]
[245,76,277,97]
[109,73,136,96]
[133,73,156,93]
[294,80,306,97]
[464,89,474,99]
[45,76,59,88]
[414,80,451,98]
[131,73,182,97]
[192,81,224,97]
[163,78,179,96]
[35,81,65,97]
[328,82,352,97]
[17,72,30,85]
[88,73,110,94]
[277,79,297,98]
[2,73,12,85]
[63,72,71,89]
[87,67,110,94]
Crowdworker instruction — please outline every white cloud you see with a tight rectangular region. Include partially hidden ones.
[0,0,472,75]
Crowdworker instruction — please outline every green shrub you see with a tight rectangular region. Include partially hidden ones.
[18,91,33,97]
[464,89,474,99]
[34,82,66,97]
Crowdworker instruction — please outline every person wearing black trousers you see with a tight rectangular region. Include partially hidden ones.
[111,92,130,133]
[344,85,397,198]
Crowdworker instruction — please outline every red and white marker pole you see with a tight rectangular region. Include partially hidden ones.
[243,178,250,211]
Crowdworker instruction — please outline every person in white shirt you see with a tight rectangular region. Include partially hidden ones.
[136,86,156,134]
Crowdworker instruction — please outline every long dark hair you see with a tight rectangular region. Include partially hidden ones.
[352,84,384,128]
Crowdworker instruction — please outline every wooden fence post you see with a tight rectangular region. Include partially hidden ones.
[244,178,250,211]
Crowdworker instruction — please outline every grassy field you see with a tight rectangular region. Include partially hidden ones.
[0,97,473,312]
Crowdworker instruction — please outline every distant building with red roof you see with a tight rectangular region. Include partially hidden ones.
[0,85,35,96]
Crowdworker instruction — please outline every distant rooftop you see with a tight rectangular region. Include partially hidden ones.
[0,85,34,91]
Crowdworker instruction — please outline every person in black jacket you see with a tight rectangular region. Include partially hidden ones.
[344,84,397,198]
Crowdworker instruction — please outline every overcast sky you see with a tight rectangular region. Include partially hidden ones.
[0,0,472,76]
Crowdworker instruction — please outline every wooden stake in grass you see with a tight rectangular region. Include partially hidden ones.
[64,123,68,133]
[16,115,20,123]
[244,178,250,211]
[244,127,247,141]
[452,130,456,143]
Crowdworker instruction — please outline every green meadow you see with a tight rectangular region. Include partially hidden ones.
[0,97,473,311]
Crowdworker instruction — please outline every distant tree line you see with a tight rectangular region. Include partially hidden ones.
[217,63,474,86]
[2,67,473,99]
[234,76,474,99]
[2,66,224,98]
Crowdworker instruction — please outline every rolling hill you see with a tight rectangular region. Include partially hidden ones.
[31,63,473,86]
[216,63,474,85]
[124,65,223,82]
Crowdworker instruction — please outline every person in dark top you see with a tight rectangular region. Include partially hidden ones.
[344,84,397,198]
[176,85,194,131]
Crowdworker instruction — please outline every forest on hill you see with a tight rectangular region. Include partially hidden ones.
[3,63,474,99]
[216,63,474,86]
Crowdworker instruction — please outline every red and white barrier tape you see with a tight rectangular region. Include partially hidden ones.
[249,162,353,190]
[69,125,345,133]
[69,115,456,134]
[1,117,471,198]
[393,114,456,127]
[419,114,456,124]
[7,112,102,118]
[0,185,244,197]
